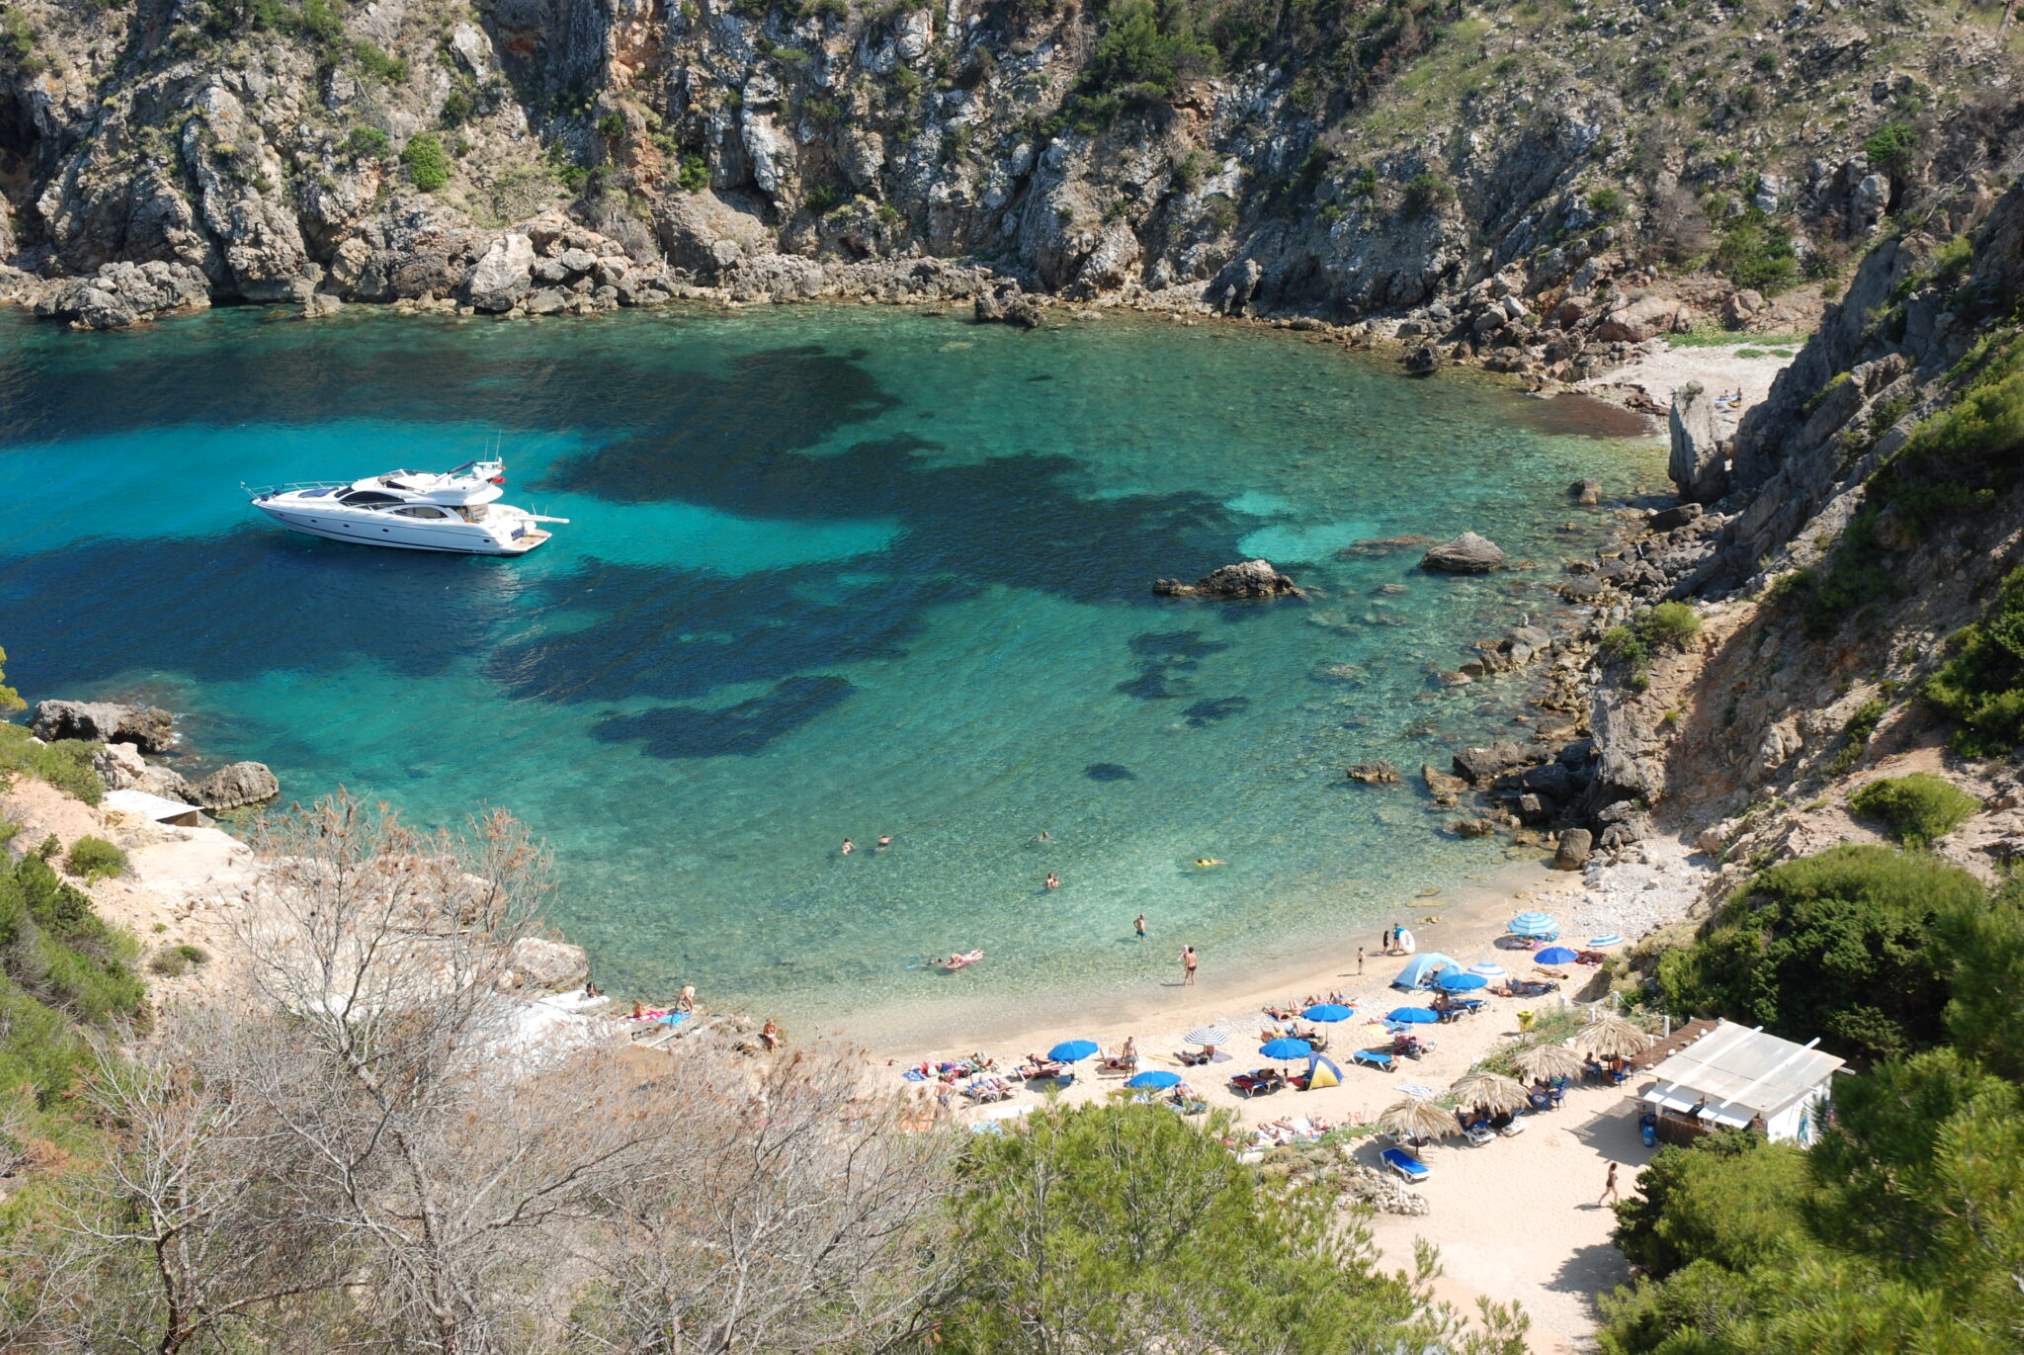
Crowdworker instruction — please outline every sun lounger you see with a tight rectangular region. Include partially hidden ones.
[1381,1146,1430,1183]
[1229,1070,1285,1098]
[1352,1048,1395,1072]
[1464,1121,1495,1147]
[1498,1118,1526,1137]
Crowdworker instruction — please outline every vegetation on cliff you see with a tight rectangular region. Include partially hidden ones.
[1607,847,2024,1351]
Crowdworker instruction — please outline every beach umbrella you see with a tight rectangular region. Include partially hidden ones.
[1508,911,1559,938]
[1302,1003,1355,1022]
[1378,1095,1457,1145]
[1468,962,1508,979]
[1514,1043,1585,1081]
[1434,969,1488,992]
[1259,1037,1314,1061]
[1575,1013,1654,1060]
[1048,1039,1099,1063]
[1534,946,1579,966]
[1386,1006,1441,1025]
[1450,1071,1531,1117]
[1126,1070,1182,1090]
[1588,934,1623,948]
[1183,1024,1231,1047]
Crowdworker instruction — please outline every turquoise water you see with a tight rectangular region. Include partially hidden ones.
[0,305,1659,1026]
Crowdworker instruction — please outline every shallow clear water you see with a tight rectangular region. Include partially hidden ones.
[0,305,1659,1025]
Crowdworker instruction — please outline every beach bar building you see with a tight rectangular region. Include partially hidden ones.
[1634,1019,1845,1147]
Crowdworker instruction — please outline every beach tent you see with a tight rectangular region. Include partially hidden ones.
[1391,952,1456,990]
[1304,1054,1343,1089]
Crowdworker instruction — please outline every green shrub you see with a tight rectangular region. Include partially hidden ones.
[1601,603,1701,690]
[1655,844,1983,1064]
[676,152,709,192]
[1402,172,1453,218]
[345,125,392,160]
[595,110,627,141]
[146,942,208,978]
[0,723,104,805]
[1862,120,1919,175]
[1641,601,1701,648]
[1826,697,1887,775]
[401,132,451,191]
[1926,566,2024,755]
[1084,0,1216,105]
[351,41,407,83]
[1587,185,1625,221]
[1850,774,1979,846]
[0,853,144,1026]
[1752,49,1780,74]
[63,836,127,882]
[1715,209,1797,294]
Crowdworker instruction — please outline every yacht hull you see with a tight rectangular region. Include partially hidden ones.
[254,505,546,555]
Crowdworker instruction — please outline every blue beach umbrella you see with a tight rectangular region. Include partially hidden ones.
[1259,1037,1314,1060]
[1127,1069,1183,1090]
[1535,946,1578,966]
[1302,1003,1355,1022]
[1435,969,1488,992]
[1048,1039,1100,1063]
[1386,1006,1441,1025]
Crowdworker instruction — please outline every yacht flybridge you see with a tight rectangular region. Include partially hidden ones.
[247,460,567,556]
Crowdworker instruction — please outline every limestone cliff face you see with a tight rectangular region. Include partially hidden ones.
[0,0,2016,334]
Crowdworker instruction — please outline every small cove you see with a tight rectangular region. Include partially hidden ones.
[0,304,1663,1026]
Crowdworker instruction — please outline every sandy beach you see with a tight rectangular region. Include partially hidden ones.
[847,835,1709,1352]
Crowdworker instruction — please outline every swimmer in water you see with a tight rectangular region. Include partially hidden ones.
[1044,873,1060,890]
[877,834,893,850]
[1034,831,1054,844]
[1194,857,1226,868]
[841,838,854,856]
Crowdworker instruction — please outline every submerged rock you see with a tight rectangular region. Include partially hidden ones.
[1421,533,1505,574]
[1403,344,1440,377]
[1347,760,1401,785]
[32,700,176,753]
[1154,559,1303,600]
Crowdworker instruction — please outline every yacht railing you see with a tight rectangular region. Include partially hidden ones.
[242,480,351,500]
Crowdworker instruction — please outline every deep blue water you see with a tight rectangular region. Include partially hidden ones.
[0,305,1660,1027]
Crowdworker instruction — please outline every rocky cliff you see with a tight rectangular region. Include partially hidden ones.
[1,0,2017,340]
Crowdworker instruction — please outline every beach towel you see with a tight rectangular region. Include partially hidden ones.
[902,1068,927,1082]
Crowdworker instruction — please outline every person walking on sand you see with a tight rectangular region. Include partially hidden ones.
[1356,946,1364,975]
[1135,913,1147,941]
[1382,926,1393,954]
[1599,1162,1620,1206]
[1181,945,1198,985]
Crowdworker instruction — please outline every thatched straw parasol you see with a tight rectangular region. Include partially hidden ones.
[1449,1071,1531,1117]
[1575,1012,1654,1060]
[1513,1042,1585,1081]
[1377,1095,1457,1145]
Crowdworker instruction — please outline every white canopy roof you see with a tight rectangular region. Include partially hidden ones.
[104,788,203,822]
[1640,1019,1844,1126]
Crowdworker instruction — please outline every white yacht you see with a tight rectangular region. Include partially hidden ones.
[248,460,567,556]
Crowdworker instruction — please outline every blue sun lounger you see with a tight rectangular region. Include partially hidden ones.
[1381,1146,1430,1183]
[1352,1048,1395,1072]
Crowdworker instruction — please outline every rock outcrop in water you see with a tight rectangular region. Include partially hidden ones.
[1421,534,1505,575]
[1154,560,1302,601]
[195,761,281,811]
[32,699,176,754]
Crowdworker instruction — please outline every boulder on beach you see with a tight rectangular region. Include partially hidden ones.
[501,937,591,993]
[1153,559,1303,600]
[1668,382,1730,504]
[196,761,280,810]
[32,699,176,753]
[1553,828,1593,870]
[1420,533,1505,574]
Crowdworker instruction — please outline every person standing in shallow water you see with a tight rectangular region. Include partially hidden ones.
[1180,945,1197,985]
[1135,913,1147,941]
